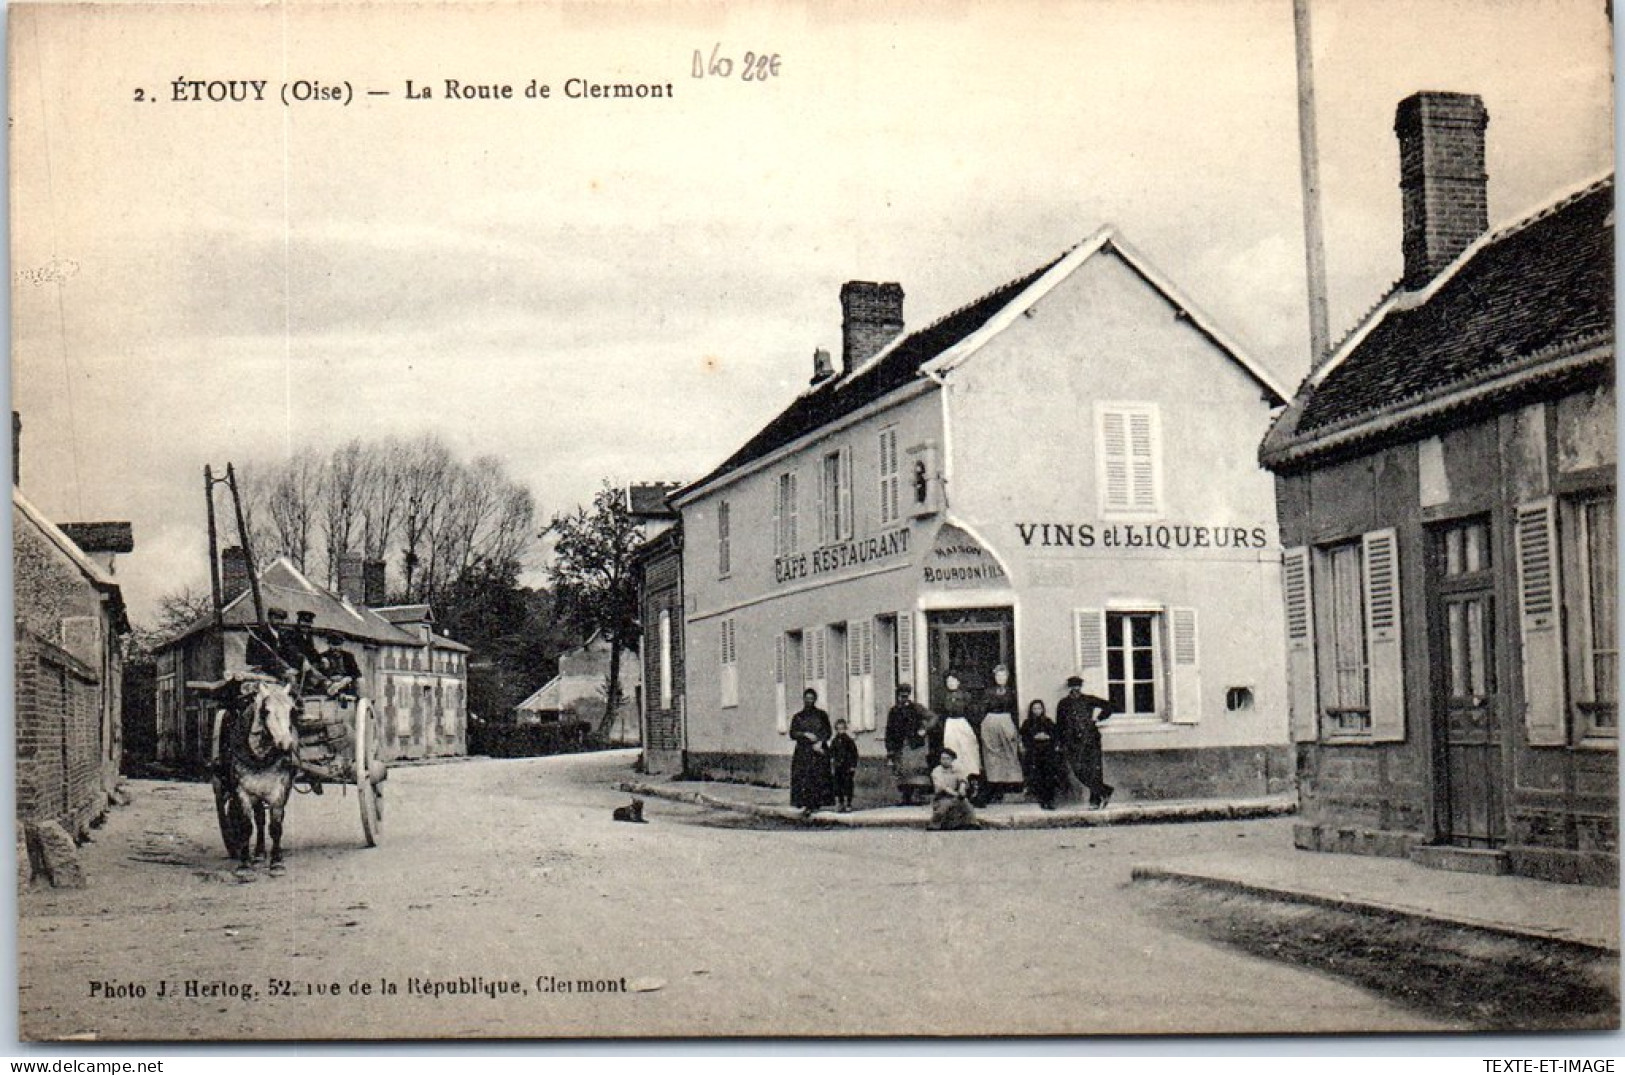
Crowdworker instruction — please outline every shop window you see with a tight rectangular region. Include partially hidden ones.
[1106,612,1161,717]
[773,470,799,557]
[878,426,900,525]
[819,447,854,544]
[719,617,738,708]
[1568,494,1617,742]
[717,500,732,578]
[1096,402,1162,516]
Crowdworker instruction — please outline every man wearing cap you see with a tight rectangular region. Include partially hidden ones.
[1058,674,1115,808]
[884,683,939,806]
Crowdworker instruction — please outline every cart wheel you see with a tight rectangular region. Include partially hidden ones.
[356,699,384,847]
[210,709,250,858]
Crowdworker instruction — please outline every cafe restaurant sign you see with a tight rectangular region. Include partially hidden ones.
[774,526,910,585]
[923,524,1009,588]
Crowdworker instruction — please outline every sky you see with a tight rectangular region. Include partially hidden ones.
[8,0,1615,625]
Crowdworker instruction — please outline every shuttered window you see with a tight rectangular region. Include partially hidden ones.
[819,447,854,544]
[773,471,798,557]
[1097,403,1162,516]
[878,427,900,525]
[1073,608,1200,723]
[1310,530,1405,741]
[717,500,731,577]
[1576,496,1617,739]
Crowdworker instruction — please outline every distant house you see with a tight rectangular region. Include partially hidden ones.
[14,481,134,886]
[1260,92,1615,884]
[627,482,686,773]
[515,633,641,743]
[152,553,470,765]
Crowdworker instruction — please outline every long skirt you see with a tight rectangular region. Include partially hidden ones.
[943,718,983,776]
[895,742,933,791]
[928,793,979,831]
[1025,745,1065,806]
[980,712,1024,787]
[790,745,832,809]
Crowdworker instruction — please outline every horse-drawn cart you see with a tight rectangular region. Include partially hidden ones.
[193,675,387,859]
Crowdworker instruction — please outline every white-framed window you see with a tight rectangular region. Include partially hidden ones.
[658,608,673,710]
[1095,402,1163,516]
[719,617,739,708]
[773,471,799,557]
[1571,494,1617,741]
[878,426,900,525]
[819,446,854,544]
[1074,607,1200,724]
[717,499,731,578]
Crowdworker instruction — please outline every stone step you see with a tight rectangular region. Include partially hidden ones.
[1410,843,1510,876]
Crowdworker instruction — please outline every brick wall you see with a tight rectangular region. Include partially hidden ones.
[640,543,685,771]
[16,629,108,839]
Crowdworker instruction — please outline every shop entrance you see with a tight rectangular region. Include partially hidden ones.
[926,607,1015,708]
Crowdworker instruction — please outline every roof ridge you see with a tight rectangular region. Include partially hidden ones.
[1483,172,1614,247]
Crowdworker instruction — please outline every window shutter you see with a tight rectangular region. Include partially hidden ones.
[839,449,855,539]
[1281,546,1318,743]
[844,621,864,731]
[772,481,784,557]
[815,459,828,544]
[1073,609,1105,676]
[720,620,738,709]
[774,634,788,733]
[897,612,914,688]
[1168,607,1200,724]
[810,628,828,705]
[1362,529,1405,742]
[1516,499,1566,746]
[787,473,798,550]
[1129,410,1157,512]
[1101,412,1129,511]
[859,620,876,731]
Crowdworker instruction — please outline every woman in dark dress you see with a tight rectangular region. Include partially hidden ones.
[1020,699,1065,810]
[789,688,833,816]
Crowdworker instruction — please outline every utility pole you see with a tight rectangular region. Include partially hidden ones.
[1294,0,1332,369]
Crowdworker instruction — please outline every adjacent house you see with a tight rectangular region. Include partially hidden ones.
[669,229,1294,800]
[152,553,470,765]
[627,481,686,774]
[1260,92,1615,884]
[14,466,134,885]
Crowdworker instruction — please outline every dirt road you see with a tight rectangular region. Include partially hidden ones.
[18,751,1450,1040]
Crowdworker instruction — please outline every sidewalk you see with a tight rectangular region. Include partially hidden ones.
[619,776,1296,830]
[1132,843,1620,954]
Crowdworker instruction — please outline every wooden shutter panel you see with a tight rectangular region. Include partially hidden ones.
[720,620,738,708]
[1362,529,1405,742]
[1129,410,1157,512]
[1282,546,1318,743]
[811,628,828,704]
[839,449,854,539]
[1101,412,1129,510]
[774,635,788,733]
[1168,607,1200,724]
[1073,609,1105,676]
[859,620,876,731]
[816,458,828,544]
[1516,499,1566,746]
[897,612,915,688]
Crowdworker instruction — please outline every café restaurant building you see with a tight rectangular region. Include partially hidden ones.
[669,228,1294,800]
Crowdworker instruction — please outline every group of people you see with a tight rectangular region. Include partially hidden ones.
[787,665,1117,829]
[245,609,362,701]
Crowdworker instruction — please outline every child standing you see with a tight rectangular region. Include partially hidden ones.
[829,719,859,813]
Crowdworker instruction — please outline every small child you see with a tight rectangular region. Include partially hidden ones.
[829,719,859,813]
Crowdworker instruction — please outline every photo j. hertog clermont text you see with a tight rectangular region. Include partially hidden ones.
[9,0,1618,1044]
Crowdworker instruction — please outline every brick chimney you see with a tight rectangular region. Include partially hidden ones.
[363,560,387,607]
[337,554,367,606]
[1396,92,1489,290]
[222,546,251,604]
[839,281,904,374]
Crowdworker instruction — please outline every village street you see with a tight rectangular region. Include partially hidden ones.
[17,750,1452,1041]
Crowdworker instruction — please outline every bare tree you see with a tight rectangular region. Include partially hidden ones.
[321,438,370,588]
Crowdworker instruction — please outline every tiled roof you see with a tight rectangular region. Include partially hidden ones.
[682,253,1068,495]
[1295,176,1614,435]
[157,558,421,651]
[375,604,434,625]
[625,482,683,518]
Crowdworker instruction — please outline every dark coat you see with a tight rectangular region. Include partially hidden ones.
[789,706,833,809]
[1057,691,1114,790]
[1020,712,1064,805]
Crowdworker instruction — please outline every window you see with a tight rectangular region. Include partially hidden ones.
[1319,541,1370,732]
[819,447,854,544]
[1294,530,1404,742]
[717,500,732,577]
[658,609,673,710]
[878,426,900,525]
[1106,612,1161,717]
[773,471,799,556]
[719,617,738,708]
[1573,495,1617,740]
[1096,403,1162,515]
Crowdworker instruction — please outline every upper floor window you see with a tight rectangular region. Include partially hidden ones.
[717,500,732,578]
[773,471,799,557]
[1096,402,1162,516]
[1570,494,1617,740]
[878,426,900,525]
[820,447,854,544]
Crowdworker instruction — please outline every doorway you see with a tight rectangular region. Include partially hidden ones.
[926,607,1014,709]
[1429,518,1505,848]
